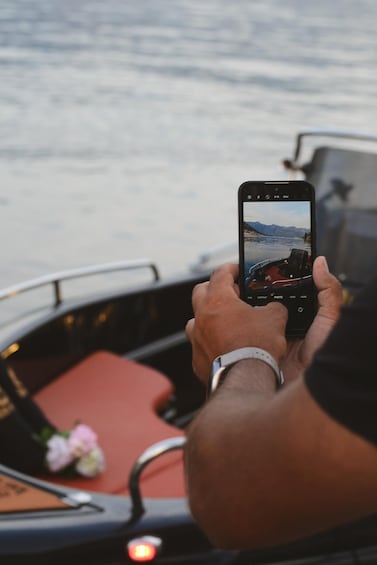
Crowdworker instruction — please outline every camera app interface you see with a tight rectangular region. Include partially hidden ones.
[242,198,314,329]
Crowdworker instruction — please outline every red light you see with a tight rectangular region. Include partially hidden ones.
[127,536,162,562]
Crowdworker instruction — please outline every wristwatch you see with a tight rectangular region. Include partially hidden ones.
[208,347,284,397]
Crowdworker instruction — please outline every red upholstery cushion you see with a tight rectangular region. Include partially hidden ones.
[34,351,185,497]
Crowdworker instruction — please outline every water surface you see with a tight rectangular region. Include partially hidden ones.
[1,0,377,290]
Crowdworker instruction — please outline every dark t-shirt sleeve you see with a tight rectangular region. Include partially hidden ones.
[305,275,377,447]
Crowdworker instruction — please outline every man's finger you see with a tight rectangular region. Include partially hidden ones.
[207,263,239,298]
[313,256,343,317]
[265,300,288,317]
[192,264,239,312]
[191,281,210,312]
[185,317,195,342]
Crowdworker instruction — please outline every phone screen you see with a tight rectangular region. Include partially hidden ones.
[238,180,317,337]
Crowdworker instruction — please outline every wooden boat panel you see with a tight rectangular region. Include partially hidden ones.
[0,473,70,513]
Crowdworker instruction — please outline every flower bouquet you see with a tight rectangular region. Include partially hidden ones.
[39,423,105,478]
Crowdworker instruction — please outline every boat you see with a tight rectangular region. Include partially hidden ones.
[246,248,312,291]
[1,129,377,564]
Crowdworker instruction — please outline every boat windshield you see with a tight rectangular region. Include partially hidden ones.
[305,145,377,289]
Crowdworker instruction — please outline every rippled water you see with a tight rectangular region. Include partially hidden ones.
[1,0,377,289]
[244,236,311,271]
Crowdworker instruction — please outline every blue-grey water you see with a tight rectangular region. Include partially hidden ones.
[244,235,311,272]
[1,0,377,292]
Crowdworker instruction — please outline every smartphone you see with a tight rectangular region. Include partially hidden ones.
[238,180,317,337]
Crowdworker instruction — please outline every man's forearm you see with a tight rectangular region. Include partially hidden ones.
[184,358,279,547]
[184,360,377,550]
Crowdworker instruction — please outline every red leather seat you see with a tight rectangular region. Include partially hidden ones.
[34,351,186,497]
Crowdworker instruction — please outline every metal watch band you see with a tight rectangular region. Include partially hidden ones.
[209,347,284,396]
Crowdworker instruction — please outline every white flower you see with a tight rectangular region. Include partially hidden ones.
[75,447,106,478]
[46,435,74,473]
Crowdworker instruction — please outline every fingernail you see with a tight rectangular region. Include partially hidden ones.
[321,256,329,272]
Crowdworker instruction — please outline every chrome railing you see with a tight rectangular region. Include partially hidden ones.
[0,259,160,307]
[128,436,186,518]
[291,128,377,164]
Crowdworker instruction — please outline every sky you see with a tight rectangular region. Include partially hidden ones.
[244,201,311,230]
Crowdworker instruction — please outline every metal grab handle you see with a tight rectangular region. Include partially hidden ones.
[292,128,377,163]
[128,436,186,519]
[0,259,159,307]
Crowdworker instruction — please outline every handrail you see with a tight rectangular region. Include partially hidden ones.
[292,128,377,163]
[128,436,186,519]
[0,259,160,307]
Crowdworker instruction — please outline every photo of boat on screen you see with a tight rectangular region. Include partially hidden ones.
[242,200,313,300]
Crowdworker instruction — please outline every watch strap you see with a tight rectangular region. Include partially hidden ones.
[209,347,284,396]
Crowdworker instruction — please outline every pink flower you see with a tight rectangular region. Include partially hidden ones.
[42,423,105,478]
[67,424,98,457]
[75,447,106,478]
[46,435,74,473]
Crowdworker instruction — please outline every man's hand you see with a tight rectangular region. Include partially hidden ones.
[185,263,288,384]
[186,257,342,386]
[282,255,343,383]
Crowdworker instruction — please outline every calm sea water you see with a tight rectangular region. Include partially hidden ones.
[1,0,377,291]
[244,235,311,272]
